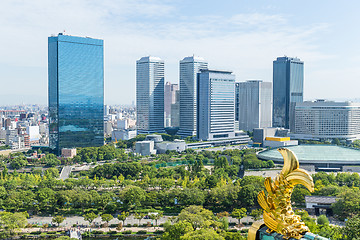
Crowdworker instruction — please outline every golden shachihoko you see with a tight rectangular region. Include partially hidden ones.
[249,148,314,240]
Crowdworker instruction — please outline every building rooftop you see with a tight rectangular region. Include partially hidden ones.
[200,69,233,74]
[180,56,206,63]
[137,56,164,63]
[305,196,338,204]
[258,145,360,165]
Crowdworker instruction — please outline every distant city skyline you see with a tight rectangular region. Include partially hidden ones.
[1,0,360,105]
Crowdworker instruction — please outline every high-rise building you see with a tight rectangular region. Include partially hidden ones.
[48,33,104,153]
[178,56,208,137]
[197,69,236,141]
[136,56,165,134]
[235,82,240,130]
[239,80,272,131]
[273,56,304,131]
[164,82,179,127]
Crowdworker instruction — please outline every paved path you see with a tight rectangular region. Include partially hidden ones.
[28,215,251,227]
[59,166,72,180]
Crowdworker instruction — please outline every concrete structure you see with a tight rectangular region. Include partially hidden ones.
[187,133,250,149]
[156,140,187,153]
[26,126,40,141]
[104,121,112,137]
[197,69,236,141]
[48,33,104,154]
[112,129,137,141]
[164,82,179,127]
[61,148,77,158]
[253,127,290,146]
[273,56,304,132]
[292,101,360,141]
[136,56,165,134]
[238,80,272,131]
[178,56,208,137]
[135,141,156,156]
[145,134,163,143]
[263,136,298,148]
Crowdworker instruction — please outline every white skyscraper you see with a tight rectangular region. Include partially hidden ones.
[197,69,236,141]
[239,80,273,131]
[177,56,208,137]
[136,56,165,134]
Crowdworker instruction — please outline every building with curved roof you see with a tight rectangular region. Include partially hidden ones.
[258,145,360,170]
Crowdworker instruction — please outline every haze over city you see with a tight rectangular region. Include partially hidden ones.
[1,0,360,104]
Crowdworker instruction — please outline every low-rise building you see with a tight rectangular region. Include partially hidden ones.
[61,148,77,158]
[135,141,156,156]
[263,136,298,148]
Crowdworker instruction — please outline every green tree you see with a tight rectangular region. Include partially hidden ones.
[83,212,98,226]
[250,209,262,221]
[0,211,28,237]
[181,228,225,240]
[149,212,163,227]
[52,215,66,227]
[134,212,145,225]
[316,215,329,225]
[44,167,60,178]
[343,214,360,239]
[10,156,27,169]
[231,208,247,225]
[177,205,214,231]
[120,185,146,209]
[101,214,113,226]
[43,154,61,167]
[332,188,360,220]
[117,211,129,225]
[162,221,194,240]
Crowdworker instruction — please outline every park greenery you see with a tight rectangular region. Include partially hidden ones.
[0,141,359,238]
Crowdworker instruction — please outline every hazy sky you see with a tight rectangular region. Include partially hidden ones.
[1,0,360,105]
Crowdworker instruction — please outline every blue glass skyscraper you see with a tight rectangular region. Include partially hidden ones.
[48,33,104,153]
[273,56,304,131]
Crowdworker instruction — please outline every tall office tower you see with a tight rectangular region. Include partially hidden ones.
[136,56,165,134]
[178,56,208,137]
[48,33,104,154]
[235,82,240,130]
[273,56,304,131]
[164,82,179,127]
[197,70,236,141]
[239,80,272,132]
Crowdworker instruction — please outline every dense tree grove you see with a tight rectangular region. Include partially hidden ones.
[0,142,359,239]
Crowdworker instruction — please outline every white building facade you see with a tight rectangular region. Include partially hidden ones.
[177,56,208,137]
[293,101,360,141]
[136,56,165,134]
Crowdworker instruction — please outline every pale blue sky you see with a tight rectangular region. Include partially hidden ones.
[0,0,359,105]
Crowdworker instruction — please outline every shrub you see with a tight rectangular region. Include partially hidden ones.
[137,230,147,234]
[133,224,138,227]
[107,231,117,234]
[123,230,132,234]
[92,230,104,234]
[30,231,42,235]
[155,230,164,234]
[317,215,329,225]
